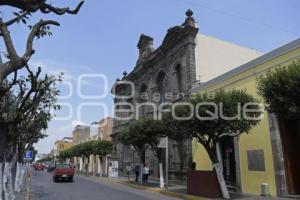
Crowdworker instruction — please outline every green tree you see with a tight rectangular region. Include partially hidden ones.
[162,110,192,171]
[257,61,300,119]
[172,89,262,199]
[0,66,60,199]
[92,140,113,160]
[78,141,94,172]
[92,140,112,177]
[37,156,52,163]
[0,66,61,163]
[119,118,165,183]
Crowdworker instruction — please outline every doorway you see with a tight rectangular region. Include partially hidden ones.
[220,136,236,185]
[278,119,300,195]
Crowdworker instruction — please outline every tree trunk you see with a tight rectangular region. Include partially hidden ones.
[89,155,93,173]
[15,153,25,193]
[11,143,17,193]
[176,140,185,171]
[0,123,8,200]
[79,157,83,171]
[159,162,164,188]
[0,162,3,200]
[139,155,143,183]
[205,145,230,199]
[139,150,146,184]
[14,162,21,192]
[3,162,15,200]
[93,156,97,176]
[98,156,103,177]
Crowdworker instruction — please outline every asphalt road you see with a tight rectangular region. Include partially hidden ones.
[31,170,182,200]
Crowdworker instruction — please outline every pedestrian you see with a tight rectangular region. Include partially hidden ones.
[134,165,140,182]
[126,164,132,181]
[143,164,150,183]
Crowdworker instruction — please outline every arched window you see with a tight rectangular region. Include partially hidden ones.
[140,84,148,102]
[175,64,182,92]
[156,71,166,103]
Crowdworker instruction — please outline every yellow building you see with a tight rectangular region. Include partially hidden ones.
[191,38,300,197]
[54,137,74,160]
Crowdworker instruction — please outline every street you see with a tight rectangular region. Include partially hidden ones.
[31,170,182,200]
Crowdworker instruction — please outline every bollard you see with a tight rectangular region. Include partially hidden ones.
[261,183,270,196]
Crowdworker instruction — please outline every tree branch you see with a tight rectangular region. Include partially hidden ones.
[0,70,17,97]
[0,19,59,82]
[18,65,41,111]
[23,19,60,62]
[0,0,84,15]
[0,18,19,60]
[4,11,30,27]
[40,1,84,15]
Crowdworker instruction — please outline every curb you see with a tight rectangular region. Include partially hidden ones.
[110,180,209,200]
[77,173,209,200]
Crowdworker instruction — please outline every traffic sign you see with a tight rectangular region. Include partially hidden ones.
[24,150,33,161]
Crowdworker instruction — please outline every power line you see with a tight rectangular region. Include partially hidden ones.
[175,0,298,36]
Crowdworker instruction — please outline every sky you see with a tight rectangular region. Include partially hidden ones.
[1,0,300,154]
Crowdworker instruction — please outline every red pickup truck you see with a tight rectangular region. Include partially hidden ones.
[53,163,75,182]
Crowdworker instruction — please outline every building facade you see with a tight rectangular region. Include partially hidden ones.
[54,137,73,161]
[77,117,114,176]
[72,125,90,144]
[111,10,262,182]
[191,38,300,197]
[98,117,113,142]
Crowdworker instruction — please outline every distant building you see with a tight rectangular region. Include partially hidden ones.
[97,117,113,141]
[54,137,73,160]
[72,125,90,144]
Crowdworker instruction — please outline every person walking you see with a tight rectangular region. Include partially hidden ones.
[143,164,150,183]
[126,164,132,181]
[134,165,140,182]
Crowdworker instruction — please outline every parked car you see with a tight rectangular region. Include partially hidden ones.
[35,163,44,171]
[47,164,55,172]
[53,163,75,182]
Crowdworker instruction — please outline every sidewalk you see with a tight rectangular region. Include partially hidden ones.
[77,172,208,200]
[15,167,32,200]
[112,175,188,195]
[77,172,296,200]
[15,176,31,200]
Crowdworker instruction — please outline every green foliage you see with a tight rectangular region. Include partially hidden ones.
[92,140,113,158]
[191,89,262,138]
[257,61,300,119]
[171,89,262,163]
[59,140,113,161]
[162,106,194,141]
[79,141,95,157]
[13,11,31,24]
[119,118,166,156]
[0,66,61,161]
[37,156,52,163]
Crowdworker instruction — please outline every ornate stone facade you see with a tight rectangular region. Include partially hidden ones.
[111,10,262,183]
